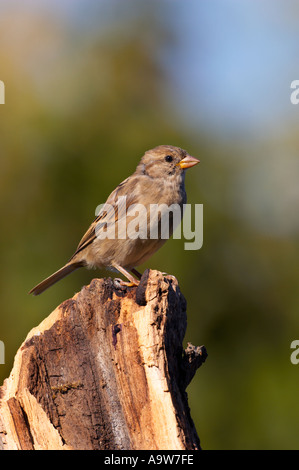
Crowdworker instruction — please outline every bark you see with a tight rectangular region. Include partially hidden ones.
[0,269,207,450]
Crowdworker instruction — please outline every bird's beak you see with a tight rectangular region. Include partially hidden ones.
[177,155,200,169]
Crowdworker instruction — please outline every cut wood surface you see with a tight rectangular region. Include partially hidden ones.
[0,269,207,450]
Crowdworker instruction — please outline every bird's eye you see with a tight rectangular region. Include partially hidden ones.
[165,155,173,163]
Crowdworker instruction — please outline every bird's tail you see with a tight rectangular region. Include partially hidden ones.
[29,261,84,296]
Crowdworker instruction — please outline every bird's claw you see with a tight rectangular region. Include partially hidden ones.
[114,278,139,288]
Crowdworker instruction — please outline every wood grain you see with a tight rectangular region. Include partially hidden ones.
[0,270,207,450]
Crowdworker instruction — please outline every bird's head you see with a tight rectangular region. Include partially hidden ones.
[136,145,200,180]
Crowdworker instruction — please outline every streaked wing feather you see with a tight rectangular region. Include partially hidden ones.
[69,176,138,259]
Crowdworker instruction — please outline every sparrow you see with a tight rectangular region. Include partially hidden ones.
[29,145,199,295]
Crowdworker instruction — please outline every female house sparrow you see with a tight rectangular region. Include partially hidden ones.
[29,145,199,295]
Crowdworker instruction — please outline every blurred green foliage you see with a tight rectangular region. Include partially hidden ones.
[0,3,299,450]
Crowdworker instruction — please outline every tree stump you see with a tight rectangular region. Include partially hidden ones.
[0,270,207,450]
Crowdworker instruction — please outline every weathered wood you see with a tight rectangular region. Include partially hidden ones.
[0,269,207,450]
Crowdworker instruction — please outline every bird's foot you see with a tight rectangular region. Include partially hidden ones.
[114,277,139,288]
[112,263,140,287]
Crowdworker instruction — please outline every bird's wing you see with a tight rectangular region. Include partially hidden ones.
[69,176,140,259]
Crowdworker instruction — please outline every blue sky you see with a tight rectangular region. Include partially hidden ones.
[161,0,299,138]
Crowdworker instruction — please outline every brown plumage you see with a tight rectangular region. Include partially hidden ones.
[29,145,199,295]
